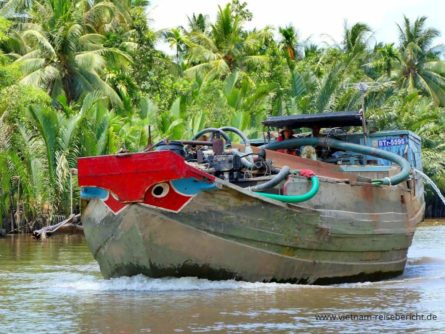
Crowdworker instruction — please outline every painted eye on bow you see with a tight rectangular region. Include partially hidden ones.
[151,183,170,198]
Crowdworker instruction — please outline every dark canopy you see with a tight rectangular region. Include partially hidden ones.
[262,111,364,129]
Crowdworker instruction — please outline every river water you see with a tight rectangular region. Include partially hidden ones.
[0,221,444,334]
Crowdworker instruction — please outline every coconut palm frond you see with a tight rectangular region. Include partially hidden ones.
[74,51,106,72]
[22,30,56,58]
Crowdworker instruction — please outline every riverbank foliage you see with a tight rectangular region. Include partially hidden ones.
[0,0,444,228]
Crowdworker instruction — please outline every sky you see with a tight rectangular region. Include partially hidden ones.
[148,0,445,53]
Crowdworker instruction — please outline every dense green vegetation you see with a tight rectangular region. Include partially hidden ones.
[0,0,444,229]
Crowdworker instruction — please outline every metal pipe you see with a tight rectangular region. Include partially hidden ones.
[219,127,254,165]
[218,126,250,146]
[231,150,255,169]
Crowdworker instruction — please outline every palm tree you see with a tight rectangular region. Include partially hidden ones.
[375,43,400,77]
[209,3,242,70]
[398,16,440,55]
[279,25,297,60]
[164,28,187,64]
[396,16,445,105]
[184,3,268,80]
[5,0,133,106]
[0,87,52,219]
[342,22,372,61]
[23,93,129,211]
[304,43,321,59]
[187,13,208,33]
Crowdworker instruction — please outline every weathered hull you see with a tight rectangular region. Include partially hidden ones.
[82,177,425,284]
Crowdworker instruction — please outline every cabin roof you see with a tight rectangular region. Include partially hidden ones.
[262,111,364,129]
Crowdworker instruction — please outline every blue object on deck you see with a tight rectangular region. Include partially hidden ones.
[171,178,217,196]
[81,187,109,200]
[335,130,422,170]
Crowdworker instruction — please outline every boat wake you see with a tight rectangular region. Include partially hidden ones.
[407,256,445,265]
[0,263,305,292]
[6,255,445,293]
[62,256,442,293]
[44,264,444,293]
[51,272,324,293]
[6,265,314,293]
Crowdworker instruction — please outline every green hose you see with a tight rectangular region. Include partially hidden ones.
[256,176,320,203]
[262,137,411,186]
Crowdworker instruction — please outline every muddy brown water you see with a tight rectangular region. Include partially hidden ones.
[0,220,444,333]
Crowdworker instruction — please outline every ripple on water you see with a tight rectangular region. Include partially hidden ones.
[50,273,325,293]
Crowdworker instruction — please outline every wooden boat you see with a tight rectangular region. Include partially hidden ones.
[78,112,425,284]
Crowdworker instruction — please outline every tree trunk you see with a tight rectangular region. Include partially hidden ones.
[33,214,82,239]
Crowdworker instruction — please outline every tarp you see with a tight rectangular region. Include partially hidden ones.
[262,111,364,129]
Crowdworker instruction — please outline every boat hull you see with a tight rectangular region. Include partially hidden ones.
[82,178,424,284]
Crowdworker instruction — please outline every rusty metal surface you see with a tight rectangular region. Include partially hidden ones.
[236,144,359,181]
[83,200,408,284]
[81,173,424,284]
